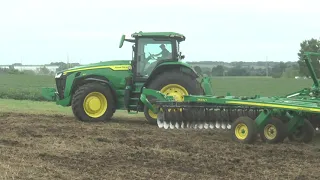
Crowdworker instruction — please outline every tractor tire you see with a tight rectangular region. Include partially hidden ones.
[71,82,115,122]
[143,71,204,125]
[259,117,287,144]
[288,119,315,143]
[231,116,258,144]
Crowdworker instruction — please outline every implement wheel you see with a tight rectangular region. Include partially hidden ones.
[143,71,203,125]
[288,119,314,143]
[231,116,257,144]
[259,117,287,144]
[72,82,115,122]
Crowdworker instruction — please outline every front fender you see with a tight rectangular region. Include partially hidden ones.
[71,75,118,106]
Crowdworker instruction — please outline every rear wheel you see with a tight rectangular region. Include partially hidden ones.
[288,119,314,143]
[72,82,115,122]
[259,117,287,143]
[143,71,204,125]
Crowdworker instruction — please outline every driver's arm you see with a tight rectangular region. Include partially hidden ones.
[153,51,162,56]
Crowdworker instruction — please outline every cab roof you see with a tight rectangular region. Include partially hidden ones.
[131,31,186,42]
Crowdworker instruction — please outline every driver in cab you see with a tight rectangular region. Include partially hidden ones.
[152,44,171,59]
[142,44,171,76]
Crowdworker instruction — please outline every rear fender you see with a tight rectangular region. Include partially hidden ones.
[144,63,199,88]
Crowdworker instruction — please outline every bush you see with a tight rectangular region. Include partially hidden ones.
[271,72,282,78]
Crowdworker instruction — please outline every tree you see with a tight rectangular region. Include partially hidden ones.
[297,38,320,77]
[279,61,287,73]
[39,66,50,75]
[282,66,300,78]
[201,67,212,76]
[211,65,224,76]
[270,62,287,78]
[228,66,249,76]
[47,62,81,72]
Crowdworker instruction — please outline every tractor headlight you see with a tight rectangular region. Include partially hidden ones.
[55,72,62,78]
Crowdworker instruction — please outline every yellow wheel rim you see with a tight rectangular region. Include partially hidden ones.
[235,123,248,140]
[148,109,157,119]
[83,92,108,118]
[264,124,277,140]
[148,84,188,118]
[160,84,188,101]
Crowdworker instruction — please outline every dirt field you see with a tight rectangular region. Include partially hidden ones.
[1,112,320,180]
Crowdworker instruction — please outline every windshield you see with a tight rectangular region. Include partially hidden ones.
[136,38,174,77]
[139,39,172,60]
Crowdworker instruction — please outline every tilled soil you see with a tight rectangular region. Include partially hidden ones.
[0,112,320,180]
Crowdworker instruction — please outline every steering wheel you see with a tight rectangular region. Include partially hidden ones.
[148,53,156,60]
[138,53,156,75]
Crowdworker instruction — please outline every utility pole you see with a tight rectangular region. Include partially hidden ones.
[67,52,70,68]
[20,56,23,71]
[266,56,269,77]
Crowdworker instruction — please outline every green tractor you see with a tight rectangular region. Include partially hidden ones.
[42,31,213,124]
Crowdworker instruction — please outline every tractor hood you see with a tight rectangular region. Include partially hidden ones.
[57,60,131,76]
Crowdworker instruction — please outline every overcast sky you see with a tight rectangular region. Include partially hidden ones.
[0,0,319,65]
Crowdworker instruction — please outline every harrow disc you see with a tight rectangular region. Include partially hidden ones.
[155,102,261,131]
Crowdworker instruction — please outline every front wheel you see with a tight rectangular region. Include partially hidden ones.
[71,82,115,122]
[143,71,204,125]
[231,116,257,144]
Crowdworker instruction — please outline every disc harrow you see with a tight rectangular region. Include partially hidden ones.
[139,51,320,144]
[282,51,320,130]
[140,88,318,144]
[156,103,261,130]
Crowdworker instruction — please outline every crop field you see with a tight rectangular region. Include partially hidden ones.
[1,74,320,179]
[0,74,54,101]
[0,74,314,101]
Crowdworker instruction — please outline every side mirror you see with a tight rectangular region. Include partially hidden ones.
[119,34,125,48]
[179,52,185,60]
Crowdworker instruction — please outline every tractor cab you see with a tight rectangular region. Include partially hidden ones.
[119,31,203,117]
[119,31,186,82]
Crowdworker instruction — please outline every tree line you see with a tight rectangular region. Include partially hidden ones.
[0,62,80,75]
[193,61,300,78]
[192,38,320,78]
[1,38,319,78]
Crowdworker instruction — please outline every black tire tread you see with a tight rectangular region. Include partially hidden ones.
[259,117,287,144]
[71,82,115,122]
[231,116,257,144]
[288,119,314,143]
[143,71,204,124]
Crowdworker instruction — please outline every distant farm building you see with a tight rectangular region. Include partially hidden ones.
[0,65,59,74]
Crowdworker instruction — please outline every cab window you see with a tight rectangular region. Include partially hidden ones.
[136,38,173,76]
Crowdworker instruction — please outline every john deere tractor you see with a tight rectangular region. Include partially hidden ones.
[42,31,212,124]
